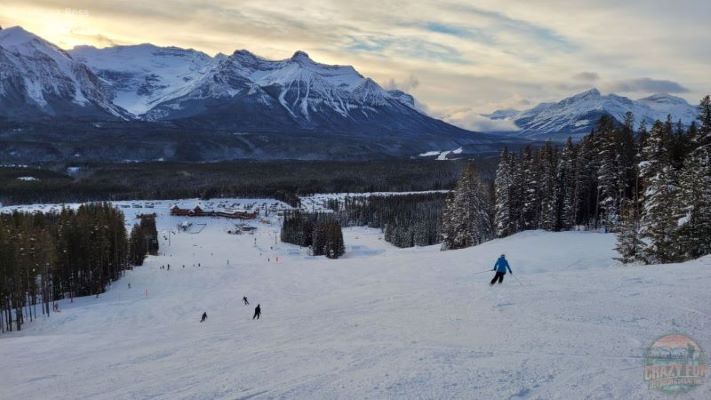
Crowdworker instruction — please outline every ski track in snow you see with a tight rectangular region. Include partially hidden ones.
[0,200,709,400]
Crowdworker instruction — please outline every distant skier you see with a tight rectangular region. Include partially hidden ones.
[243,296,249,305]
[490,254,512,285]
[253,304,261,320]
[200,312,208,323]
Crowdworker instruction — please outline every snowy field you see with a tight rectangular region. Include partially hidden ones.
[1,200,710,399]
[299,191,449,211]
[0,192,449,216]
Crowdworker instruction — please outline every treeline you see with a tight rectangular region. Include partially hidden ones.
[617,96,711,264]
[494,116,636,236]
[440,164,494,250]
[128,215,159,266]
[491,96,711,264]
[327,193,448,248]
[281,212,345,259]
[0,159,478,207]
[0,203,135,332]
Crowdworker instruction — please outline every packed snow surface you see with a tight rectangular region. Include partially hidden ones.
[1,199,710,399]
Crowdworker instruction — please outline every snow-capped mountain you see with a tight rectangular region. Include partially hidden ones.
[80,46,433,134]
[1,25,443,137]
[70,44,213,115]
[143,49,437,134]
[0,27,128,120]
[0,26,522,161]
[636,93,698,122]
[487,88,698,140]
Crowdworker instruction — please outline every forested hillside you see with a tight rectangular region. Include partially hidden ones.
[490,96,711,264]
[0,204,157,332]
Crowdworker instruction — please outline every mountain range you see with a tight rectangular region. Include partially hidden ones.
[0,27,128,120]
[0,26,699,161]
[486,88,698,140]
[0,26,526,161]
[70,44,446,137]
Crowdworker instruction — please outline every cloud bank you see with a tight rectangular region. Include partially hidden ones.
[605,78,689,94]
[440,108,520,132]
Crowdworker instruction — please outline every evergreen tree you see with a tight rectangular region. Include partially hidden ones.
[573,134,598,227]
[519,146,540,230]
[494,148,515,237]
[440,163,493,250]
[325,223,346,258]
[281,212,346,258]
[139,215,159,256]
[556,137,577,230]
[618,118,638,202]
[508,151,524,233]
[538,141,559,231]
[327,193,446,248]
[639,121,680,263]
[615,200,644,263]
[670,119,692,170]
[129,224,147,266]
[699,95,711,137]
[0,203,131,332]
[675,96,711,259]
[596,116,636,230]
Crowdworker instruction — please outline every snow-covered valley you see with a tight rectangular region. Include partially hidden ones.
[0,200,709,399]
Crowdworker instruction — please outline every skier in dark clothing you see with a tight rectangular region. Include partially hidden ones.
[490,254,512,285]
[253,304,261,320]
[243,296,249,305]
[200,312,208,322]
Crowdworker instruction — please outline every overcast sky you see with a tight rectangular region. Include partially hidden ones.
[2,0,709,130]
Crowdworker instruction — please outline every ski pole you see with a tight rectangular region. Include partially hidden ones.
[512,273,526,286]
[473,269,493,275]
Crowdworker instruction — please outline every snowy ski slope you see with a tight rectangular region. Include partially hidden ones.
[0,200,709,399]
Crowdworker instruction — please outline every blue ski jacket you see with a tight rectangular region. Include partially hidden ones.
[493,256,512,274]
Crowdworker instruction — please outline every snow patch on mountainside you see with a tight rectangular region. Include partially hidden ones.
[70,44,213,115]
[418,147,463,160]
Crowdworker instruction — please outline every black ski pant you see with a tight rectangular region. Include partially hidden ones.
[253,312,260,320]
[490,271,505,285]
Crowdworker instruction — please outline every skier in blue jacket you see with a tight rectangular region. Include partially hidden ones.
[490,254,512,285]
